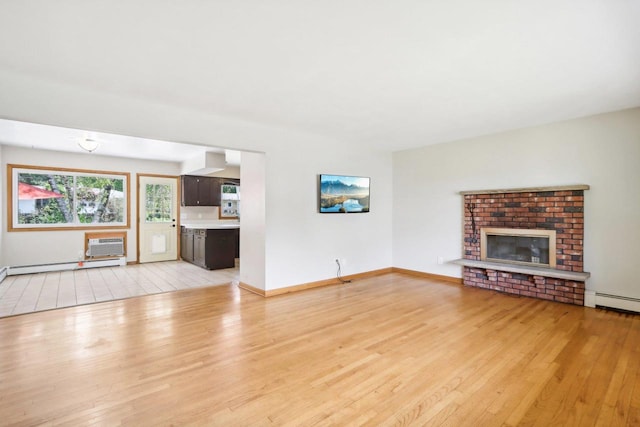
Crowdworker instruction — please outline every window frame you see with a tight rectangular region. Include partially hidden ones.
[8,164,130,231]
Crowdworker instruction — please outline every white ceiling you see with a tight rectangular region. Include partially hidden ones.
[0,1,639,155]
[0,118,240,164]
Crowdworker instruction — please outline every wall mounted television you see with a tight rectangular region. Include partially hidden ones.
[319,174,370,213]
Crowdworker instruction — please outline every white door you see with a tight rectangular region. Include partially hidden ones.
[139,175,179,263]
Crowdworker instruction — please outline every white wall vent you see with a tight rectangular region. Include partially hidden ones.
[86,237,125,258]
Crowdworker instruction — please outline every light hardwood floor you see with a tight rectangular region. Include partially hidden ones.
[0,261,239,317]
[0,272,638,426]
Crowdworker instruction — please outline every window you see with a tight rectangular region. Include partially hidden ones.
[145,183,172,222]
[9,164,129,231]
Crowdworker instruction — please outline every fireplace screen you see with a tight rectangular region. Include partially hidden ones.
[481,228,556,268]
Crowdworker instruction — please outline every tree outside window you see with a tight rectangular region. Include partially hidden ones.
[10,165,128,230]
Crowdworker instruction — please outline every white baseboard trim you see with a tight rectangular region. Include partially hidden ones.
[7,257,126,276]
[594,292,640,313]
[0,266,7,284]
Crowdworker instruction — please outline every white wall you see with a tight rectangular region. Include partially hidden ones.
[263,143,393,290]
[0,145,3,267]
[393,108,640,299]
[240,152,266,290]
[1,146,181,266]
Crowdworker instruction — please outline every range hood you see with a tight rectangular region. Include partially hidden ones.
[181,152,226,176]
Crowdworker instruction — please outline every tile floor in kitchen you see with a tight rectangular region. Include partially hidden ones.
[0,260,239,318]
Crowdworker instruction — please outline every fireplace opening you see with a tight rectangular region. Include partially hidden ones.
[481,228,556,268]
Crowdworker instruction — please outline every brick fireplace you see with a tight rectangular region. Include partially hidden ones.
[454,185,590,306]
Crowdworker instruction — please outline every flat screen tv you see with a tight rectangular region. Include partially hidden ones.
[319,174,370,213]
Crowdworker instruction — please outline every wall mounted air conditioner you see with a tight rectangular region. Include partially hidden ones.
[86,237,125,258]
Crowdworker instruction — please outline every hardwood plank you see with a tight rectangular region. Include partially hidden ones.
[0,272,638,425]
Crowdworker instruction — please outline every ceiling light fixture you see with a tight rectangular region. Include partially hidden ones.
[78,137,99,153]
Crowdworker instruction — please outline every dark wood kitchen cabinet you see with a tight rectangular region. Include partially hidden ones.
[203,229,236,270]
[181,176,241,207]
[181,227,238,270]
[180,227,194,262]
[233,228,240,258]
[193,230,207,267]
[181,175,220,206]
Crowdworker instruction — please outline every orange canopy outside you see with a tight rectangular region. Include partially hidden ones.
[18,182,64,200]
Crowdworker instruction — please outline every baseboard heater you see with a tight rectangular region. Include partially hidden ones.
[595,292,640,314]
[7,257,126,276]
[0,267,7,284]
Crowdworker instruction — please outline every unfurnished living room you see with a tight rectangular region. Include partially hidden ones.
[1,2,639,426]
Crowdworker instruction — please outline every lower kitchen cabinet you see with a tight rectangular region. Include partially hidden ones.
[234,228,240,259]
[180,227,194,262]
[204,229,236,269]
[193,230,207,267]
[181,227,238,270]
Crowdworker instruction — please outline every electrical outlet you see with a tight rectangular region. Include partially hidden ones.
[437,256,444,265]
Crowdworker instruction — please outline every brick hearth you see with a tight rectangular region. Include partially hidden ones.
[459,185,589,306]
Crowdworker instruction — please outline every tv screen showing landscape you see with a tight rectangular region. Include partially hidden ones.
[319,174,370,213]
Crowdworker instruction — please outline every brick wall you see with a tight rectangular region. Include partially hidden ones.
[463,189,586,305]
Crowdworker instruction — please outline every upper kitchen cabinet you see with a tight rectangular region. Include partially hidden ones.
[181,176,241,207]
[181,175,219,206]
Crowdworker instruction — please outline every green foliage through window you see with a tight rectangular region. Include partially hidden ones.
[12,166,128,229]
[145,184,172,222]
[222,185,237,194]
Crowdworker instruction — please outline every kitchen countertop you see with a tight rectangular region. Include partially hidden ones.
[181,222,240,230]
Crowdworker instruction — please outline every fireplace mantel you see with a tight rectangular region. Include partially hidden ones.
[452,259,590,282]
[460,184,590,195]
